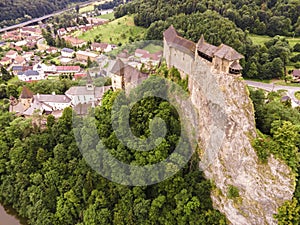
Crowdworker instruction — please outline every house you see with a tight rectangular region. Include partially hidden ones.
[56,66,81,74]
[46,47,59,54]
[76,50,99,62]
[61,48,75,58]
[12,66,33,75]
[135,49,149,58]
[22,52,34,61]
[17,68,45,82]
[292,69,300,79]
[63,36,87,48]
[91,42,112,53]
[13,55,26,66]
[5,50,18,60]
[65,73,111,105]
[57,28,67,36]
[14,40,27,47]
[110,59,149,92]
[0,57,12,66]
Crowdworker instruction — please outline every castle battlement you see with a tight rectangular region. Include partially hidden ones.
[163,25,244,77]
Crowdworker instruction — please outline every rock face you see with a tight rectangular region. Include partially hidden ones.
[189,57,295,224]
[163,25,295,223]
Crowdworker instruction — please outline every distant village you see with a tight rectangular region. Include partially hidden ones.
[0,15,163,119]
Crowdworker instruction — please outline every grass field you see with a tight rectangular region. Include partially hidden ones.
[79,1,104,13]
[249,34,300,47]
[143,44,163,53]
[97,12,115,20]
[76,15,146,45]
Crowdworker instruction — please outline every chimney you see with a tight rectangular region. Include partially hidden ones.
[52,91,55,95]
[37,93,40,99]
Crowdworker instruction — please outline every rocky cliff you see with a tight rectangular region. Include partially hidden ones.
[189,58,295,224]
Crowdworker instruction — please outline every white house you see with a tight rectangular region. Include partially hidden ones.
[17,65,45,82]
[61,48,75,58]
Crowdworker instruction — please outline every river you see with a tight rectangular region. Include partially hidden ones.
[0,204,25,225]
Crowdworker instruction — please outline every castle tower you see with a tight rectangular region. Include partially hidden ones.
[110,59,125,90]
[20,86,33,108]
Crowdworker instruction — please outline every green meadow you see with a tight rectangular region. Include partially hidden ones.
[249,34,300,48]
[76,15,146,45]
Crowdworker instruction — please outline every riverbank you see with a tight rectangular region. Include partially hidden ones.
[0,203,28,225]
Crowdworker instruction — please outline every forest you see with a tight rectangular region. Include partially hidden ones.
[0,70,227,224]
[0,0,90,28]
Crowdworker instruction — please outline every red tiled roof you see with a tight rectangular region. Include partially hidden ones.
[293,69,300,77]
[56,66,81,72]
[20,86,33,99]
[214,44,244,61]
[163,25,196,54]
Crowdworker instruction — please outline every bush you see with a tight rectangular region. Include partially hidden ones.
[293,43,300,52]
[227,185,240,199]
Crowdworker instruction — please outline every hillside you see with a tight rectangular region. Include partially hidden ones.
[0,0,89,28]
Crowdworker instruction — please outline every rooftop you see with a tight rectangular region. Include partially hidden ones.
[34,94,71,103]
[20,86,34,99]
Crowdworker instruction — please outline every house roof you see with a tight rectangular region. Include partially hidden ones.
[14,55,25,64]
[24,70,39,76]
[65,86,111,98]
[20,86,34,99]
[135,49,149,55]
[34,94,71,103]
[123,65,149,85]
[92,42,109,49]
[293,69,300,77]
[110,59,125,75]
[197,35,218,57]
[163,25,196,54]
[73,103,93,115]
[229,61,243,70]
[6,50,17,56]
[214,44,244,61]
[56,66,81,72]
[76,50,98,58]
[62,48,74,53]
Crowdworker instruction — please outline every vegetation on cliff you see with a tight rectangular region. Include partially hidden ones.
[249,88,300,222]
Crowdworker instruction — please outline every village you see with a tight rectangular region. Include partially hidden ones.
[0,12,163,119]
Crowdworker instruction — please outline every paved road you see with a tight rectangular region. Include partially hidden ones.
[245,80,300,107]
[0,0,108,33]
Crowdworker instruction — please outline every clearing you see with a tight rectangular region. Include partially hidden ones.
[75,15,146,45]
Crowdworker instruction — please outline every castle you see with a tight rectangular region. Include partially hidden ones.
[163,25,244,77]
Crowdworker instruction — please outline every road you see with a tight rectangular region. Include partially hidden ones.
[245,80,300,107]
[0,0,108,33]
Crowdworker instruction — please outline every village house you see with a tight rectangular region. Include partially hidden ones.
[292,69,300,81]
[22,52,34,61]
[12,55,26,66]
[63,36,87,48]
[46,47,59,55]
[91,42,112,53]
[17,64,45,82]
[56,66,81,74]
[110,59,149,92]
[22,93,72,118]
[5,50,18,60]
[57,28,67,36]
[0,57,12,66]
[65,74,111,106]
[76,50,99,62]
[61,48,75,58]
[12,66,33,76]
